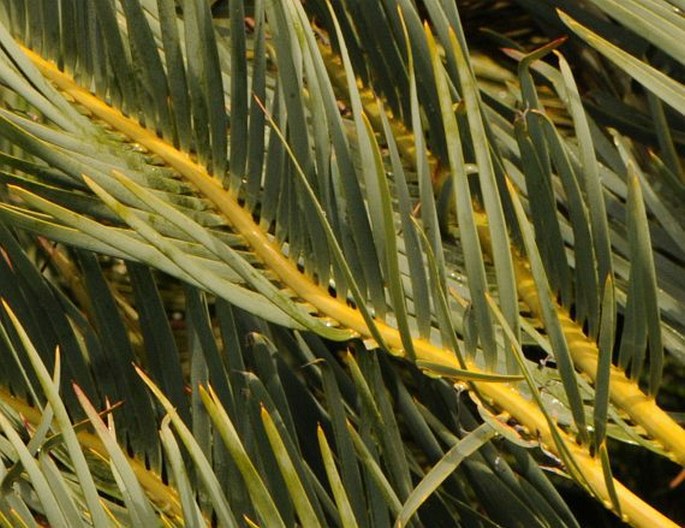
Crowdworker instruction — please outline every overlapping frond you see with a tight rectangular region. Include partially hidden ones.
[0,0,683,527]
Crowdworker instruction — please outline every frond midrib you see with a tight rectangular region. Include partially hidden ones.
[18,44,682,528]
[0,386,185,523]
[317,33,685,468]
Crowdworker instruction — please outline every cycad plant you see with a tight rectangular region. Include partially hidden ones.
[0,0,683,526]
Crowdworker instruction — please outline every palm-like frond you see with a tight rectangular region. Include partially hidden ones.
[0,1,683,527]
